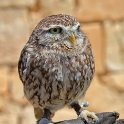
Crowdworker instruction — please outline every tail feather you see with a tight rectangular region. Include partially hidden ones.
[34,107,44,120]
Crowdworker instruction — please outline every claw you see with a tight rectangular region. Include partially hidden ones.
[79,110,99,123]
[94,119,99,124]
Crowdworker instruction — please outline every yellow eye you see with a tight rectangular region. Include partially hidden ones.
[49,28,62,34]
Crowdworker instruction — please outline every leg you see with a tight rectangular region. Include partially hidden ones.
[70,101,81,116]
[71,101,99,124]
[42,108,52,120]
[37,108,53,124]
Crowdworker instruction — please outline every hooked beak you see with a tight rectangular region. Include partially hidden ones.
[69,33,76,44]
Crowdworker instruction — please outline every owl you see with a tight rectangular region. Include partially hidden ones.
[18,14,99,123]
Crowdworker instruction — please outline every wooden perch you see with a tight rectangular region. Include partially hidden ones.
[38,111,124,124]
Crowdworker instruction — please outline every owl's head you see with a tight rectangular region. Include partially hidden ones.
[30,14,86,52]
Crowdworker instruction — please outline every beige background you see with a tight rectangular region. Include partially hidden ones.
[0,0,124,123]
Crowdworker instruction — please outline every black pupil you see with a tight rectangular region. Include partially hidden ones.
[77,26,80,31]
[53,28,57,32]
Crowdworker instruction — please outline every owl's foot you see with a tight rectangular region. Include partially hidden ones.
[71,101,99,124]
[79,101,99,123]
[37,108,53,124]
[79,109,99,124]
[37,118,52,124]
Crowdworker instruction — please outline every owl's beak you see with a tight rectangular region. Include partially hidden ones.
[69,33,76,44]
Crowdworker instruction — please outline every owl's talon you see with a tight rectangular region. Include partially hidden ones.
[79,110,99,123]
[94,119,99,124]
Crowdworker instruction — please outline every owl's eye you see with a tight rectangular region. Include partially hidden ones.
[49,28,62,34]
[77,25,81,32]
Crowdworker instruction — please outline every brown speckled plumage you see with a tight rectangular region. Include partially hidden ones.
[18,14,95,120]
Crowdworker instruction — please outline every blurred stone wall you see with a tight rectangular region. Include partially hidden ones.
[0,0,124,124]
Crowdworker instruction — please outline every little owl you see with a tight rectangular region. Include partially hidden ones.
[18,14,99,123]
